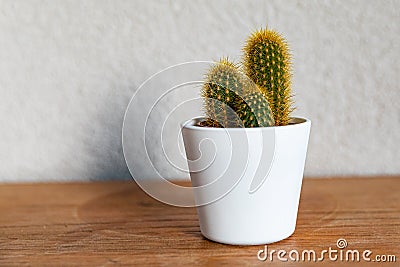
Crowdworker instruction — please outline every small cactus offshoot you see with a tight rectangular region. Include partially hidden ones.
[243,28,294,126]
[236,91,275,127]
[201,58,274,128]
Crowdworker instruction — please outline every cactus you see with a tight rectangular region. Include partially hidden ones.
[201,58,274,128]
[236,90,275,127]
[243,28,294,126]
[201,59,243,128]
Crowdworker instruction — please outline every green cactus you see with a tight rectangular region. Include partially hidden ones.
[243,28,294,126]
[236,91,275,127]
[201,58,274,128]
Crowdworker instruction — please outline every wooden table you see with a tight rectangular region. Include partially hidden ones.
[0,177,399,266]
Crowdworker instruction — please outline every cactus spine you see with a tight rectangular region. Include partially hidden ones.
[201,58,274,128]
[243,28,294,126]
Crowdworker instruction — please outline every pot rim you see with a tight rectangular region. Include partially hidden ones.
[181,116,311,131]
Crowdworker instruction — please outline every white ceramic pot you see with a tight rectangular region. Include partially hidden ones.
[181,117,311,245]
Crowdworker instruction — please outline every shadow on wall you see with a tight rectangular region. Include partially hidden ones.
[83,85,134,181]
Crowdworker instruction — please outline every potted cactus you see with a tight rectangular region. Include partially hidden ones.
[181,28,311,245]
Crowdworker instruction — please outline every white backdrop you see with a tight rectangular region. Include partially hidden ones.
[0,0,399,182]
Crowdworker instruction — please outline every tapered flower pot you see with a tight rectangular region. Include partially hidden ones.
[181,117,311,245]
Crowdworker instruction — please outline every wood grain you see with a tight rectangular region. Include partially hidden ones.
[0,177,399,266]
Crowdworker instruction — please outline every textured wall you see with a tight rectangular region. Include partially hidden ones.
[0,0,399,182]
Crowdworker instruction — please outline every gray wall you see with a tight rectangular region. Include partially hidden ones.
[0,0,399,182]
